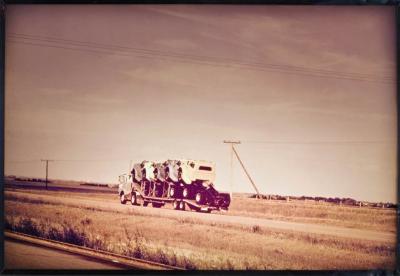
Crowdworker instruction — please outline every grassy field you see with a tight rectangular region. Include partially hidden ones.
[6,187,396,232]
[4,188,396,270]
[229,196,397,233]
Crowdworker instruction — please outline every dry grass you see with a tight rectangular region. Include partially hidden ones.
[7,187,396,233]
[5,194,396,270]
[228,197,397,233]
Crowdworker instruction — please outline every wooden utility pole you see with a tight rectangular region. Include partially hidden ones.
[41,159,54,190]
[224,140,240,198]
[223,140,261,199]
[230,144,233,198]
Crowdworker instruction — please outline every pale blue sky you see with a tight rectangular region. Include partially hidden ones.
[5,5,397,202]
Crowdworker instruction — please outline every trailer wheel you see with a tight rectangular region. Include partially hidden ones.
[131,192,137,205]
[170,186,180,198]
[179,201,186,211]
[173,200,180,210]
[182,187,190,198]
[120,192,127,204]
[195,192,204,204]
[143,201,149,207]
[152,202,162,208]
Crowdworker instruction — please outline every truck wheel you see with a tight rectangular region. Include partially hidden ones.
[143,201,149,207]
[195,192,204,204]
[173,200,180,210]
[182,187,190,198]
[152,202,162,208]
[170,187,175,197]
[131,192,137,205]
[179,201,186,211]
[120,192,127,204]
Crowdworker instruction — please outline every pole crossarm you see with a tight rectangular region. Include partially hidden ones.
[223,140,241,145]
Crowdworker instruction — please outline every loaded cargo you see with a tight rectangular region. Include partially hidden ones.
[118,159,231,213]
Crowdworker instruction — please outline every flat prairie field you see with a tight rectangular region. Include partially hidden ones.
[4,187,397,270]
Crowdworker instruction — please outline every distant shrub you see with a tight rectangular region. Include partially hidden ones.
[181,256,197,270]
[225,259,234,270]
[47,226,64,241]
[15,218,40,236]
[81,217,92,226]
[251,225,262,234]
[62,226,86,246]
[154,248,169,265]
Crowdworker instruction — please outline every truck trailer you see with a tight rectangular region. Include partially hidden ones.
[118,159,231,213]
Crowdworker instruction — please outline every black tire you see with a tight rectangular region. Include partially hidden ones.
[131,192,137,205]
[195,192,204,204]
[143,201,149,207]
[172,200,180,210]
[182,186,191,199]
[170,186,180,198]
[152,202,162,208]
[179,201,186,211]
[120,192,127,204]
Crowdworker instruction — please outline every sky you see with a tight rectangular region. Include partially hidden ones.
[4,5,397,202]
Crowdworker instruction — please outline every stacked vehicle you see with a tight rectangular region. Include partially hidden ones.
[118,159,231,213]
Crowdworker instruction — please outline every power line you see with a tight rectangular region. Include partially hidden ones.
[8,35,393,83]
[8,39,391,84]
[9,32,393,81]
[9,32,394,81]
[7,158,131,163]
[241,140,396,145]
[7,160,41,164]
[7,33,394,84]
[50,159,130,162]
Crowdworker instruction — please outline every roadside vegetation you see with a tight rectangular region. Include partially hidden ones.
[5,191,396,270]
[6,188,396,232]
[229,196,396,232]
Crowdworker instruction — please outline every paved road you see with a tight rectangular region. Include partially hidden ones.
[5,189,396,244]
[4,239,124,270]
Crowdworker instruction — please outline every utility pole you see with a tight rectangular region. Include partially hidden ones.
[230,144,233,198]
[41,159,54,190]
[223,140,261,199]
[223,140,240,198]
